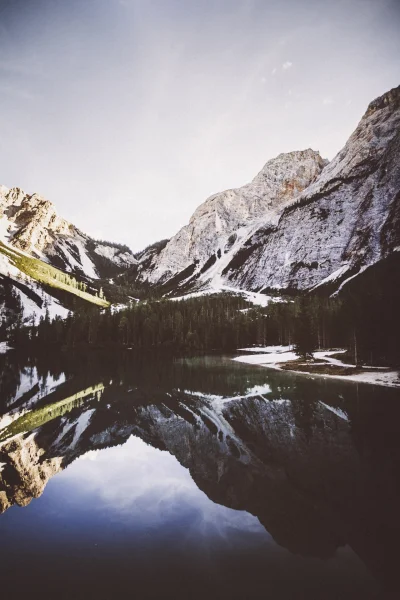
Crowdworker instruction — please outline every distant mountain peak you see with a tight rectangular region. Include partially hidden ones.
[139,147,327,287]
[131,85,400,296]
[0,185,137,282]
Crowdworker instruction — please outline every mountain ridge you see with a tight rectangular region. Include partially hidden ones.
[138,148,328,287]
[0,185,138,280]
[132,84,400,295]
[1,84,399,322]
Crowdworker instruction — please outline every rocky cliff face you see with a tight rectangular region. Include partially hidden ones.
[134,85,400,295]
[2,85,398,299]
[0,187,137,279]
[135,149,327,287]
[223,85,400,291]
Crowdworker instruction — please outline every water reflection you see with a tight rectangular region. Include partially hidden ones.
[0,350,399,599]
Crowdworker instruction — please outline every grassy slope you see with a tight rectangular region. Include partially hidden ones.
[0,241,110,308]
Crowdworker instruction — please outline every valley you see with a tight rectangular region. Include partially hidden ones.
[0,85,399,375]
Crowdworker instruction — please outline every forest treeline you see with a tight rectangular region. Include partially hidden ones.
[10,276,399,366]
[5,254,398,366]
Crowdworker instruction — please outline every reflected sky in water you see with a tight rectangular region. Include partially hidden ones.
[0,351,397,599]
[58,436,265,538]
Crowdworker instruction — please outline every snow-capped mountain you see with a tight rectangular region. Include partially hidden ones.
[133,149,327,290]
[0,187,135,322]
[1,85,399,315]
[0,186,137,279]
[134,85,400,295]
[223,85,400,292]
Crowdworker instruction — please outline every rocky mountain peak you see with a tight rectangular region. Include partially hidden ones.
[0,185,137,281]
[0,187,73,254]
[252,148,328,185]
[223,85,400,292]
[0,186,26,209]
[133,85,399,295]
[365,84,400,117]
[249,149,328,210]
[143,148,327,284]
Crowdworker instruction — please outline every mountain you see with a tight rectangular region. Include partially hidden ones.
[133,149,327,292]
[1,85,399,324]
[133,85,400,296]
[0,186,137,279]
[0,186,137,321]
[224,85,400,292]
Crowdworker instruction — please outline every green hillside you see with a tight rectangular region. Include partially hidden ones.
[0,241,110,308]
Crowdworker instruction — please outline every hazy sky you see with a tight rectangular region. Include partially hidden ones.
[0,0,399,250]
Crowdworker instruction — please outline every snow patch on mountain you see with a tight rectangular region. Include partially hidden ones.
[169,284,283,307]
[311,265,351,289]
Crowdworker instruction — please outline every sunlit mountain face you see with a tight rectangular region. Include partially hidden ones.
[0,350,399,599]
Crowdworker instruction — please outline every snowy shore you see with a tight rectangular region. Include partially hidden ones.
[233,347,400,389]
[0,341,12,354]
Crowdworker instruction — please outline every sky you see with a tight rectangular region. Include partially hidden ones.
[0,0,399,251]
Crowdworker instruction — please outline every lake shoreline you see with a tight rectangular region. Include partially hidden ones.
[233,347,400,389]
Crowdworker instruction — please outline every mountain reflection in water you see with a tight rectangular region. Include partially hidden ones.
[0,350,399,600]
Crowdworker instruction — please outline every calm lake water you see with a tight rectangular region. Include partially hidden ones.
[0,350,399,599]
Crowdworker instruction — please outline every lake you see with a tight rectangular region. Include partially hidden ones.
[0,350,399,599]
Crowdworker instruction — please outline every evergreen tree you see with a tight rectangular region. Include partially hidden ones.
[294,297,315,359]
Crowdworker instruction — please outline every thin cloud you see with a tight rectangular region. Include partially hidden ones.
[282,61,293,70]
